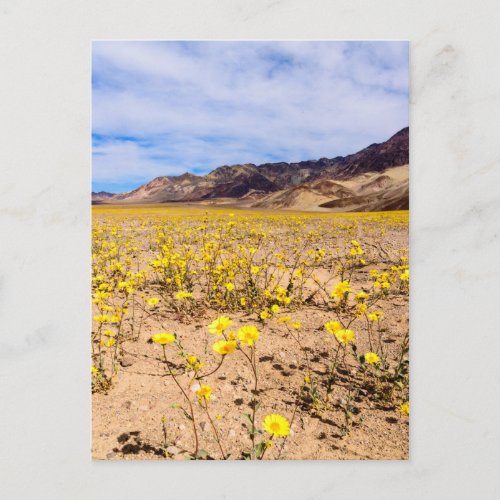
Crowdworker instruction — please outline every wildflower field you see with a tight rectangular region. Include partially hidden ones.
[92,204,409,460]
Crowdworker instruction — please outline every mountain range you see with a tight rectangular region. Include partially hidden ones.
[92,127,409,212]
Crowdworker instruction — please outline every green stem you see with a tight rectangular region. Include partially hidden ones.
[202,399,226,460]
[162,345,199,458]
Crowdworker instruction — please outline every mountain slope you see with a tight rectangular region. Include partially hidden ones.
[91,191,115,204]
[254,165,408,211]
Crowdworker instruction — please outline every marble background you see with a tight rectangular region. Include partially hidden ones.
[1,1,499,498]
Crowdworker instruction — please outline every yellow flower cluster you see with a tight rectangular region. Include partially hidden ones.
[330,280,351,301]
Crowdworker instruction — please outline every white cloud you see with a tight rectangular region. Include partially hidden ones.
[92,41,408,191]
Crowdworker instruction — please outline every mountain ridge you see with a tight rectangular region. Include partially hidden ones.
[93,127,409,211]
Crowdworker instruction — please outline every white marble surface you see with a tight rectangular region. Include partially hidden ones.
[1,1,499,498]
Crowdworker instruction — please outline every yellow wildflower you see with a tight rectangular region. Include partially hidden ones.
[208,316,232,336]
[104,338,116,348]
[212,339,237,356]
[262,414,290,437]
[196,384,212,401]
[186,355,198,366]
[324,320,342,335]
[93,314,110,323]
[260,309,270,320]
[364,352,380,364]
[334,329,355,345]
[356,303,368,316]
[400,269,410,282]
[367,311,383,321]
[330,280,351,301]
[238,325,260,346]
[400,402,410,416]
[293,268,303,278]
[110,314,121,323]
[151,332,176,345]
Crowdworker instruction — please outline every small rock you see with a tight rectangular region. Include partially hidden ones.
[199,421,208,431]
[179,424,186,431]
[120,356,134,367]
[228,429,236,438]
[166,446,180,455]
[106,452,116,459]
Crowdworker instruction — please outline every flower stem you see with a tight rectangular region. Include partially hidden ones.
[162,345,199,458]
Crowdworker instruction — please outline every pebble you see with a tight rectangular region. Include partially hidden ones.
[199,421,208,431]
[228,429,236,438]
[120,357,134,367]
[166,446,180,455]
[106,452,116,459]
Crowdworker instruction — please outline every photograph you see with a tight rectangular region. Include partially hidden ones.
[91,40,409,460]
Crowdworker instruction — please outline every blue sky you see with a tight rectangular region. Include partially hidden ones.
[92,41,408,193]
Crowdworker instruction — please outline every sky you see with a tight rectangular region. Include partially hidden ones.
[92,41,408,193]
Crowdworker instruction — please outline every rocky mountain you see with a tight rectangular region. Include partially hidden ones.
[91,191,115,203]
[93,127,409,211]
